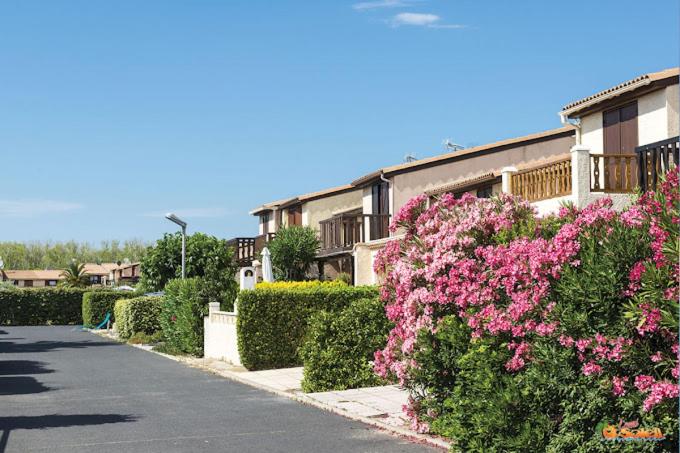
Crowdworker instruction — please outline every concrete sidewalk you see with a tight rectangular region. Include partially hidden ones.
[94,330,450,450]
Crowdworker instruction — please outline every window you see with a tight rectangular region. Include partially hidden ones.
[90,275,101,284]
[261,212,270,234]
[476,186,493,198]
[24,280,33,287]
[370,181,390,240]
[47,280,57,287]
[287,205,302,226]
[603,101,638,154]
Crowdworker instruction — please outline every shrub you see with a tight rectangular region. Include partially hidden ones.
[0,287,88,325]
[255,280,347,290]
[127,330,163,345]
[82,290,132,327]
[267,226,320,281]
[237,285,378,370]
[114,296,163,340]
[159,278,207,356]
[139,232,238,308]
[372,171,679,449]
[300,297,391,392]
[335,272,352,285]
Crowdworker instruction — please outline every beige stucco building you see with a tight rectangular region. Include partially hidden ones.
[245,67,678,287]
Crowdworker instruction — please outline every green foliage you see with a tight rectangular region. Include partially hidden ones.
[0,287,88,325]
[139,232,238,308]
[413,210,679,451]
[0,239,147,269]
[336,272,352,285]
[60,261,89,288]
[300,298,391,392]
[82,290,131,326]
[159,278,207,356]
[114,296,163,340]
[237,285,378,370]
[267,226,320,281]
[127,330,163,345]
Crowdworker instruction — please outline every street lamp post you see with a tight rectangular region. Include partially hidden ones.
[165,213,188,279]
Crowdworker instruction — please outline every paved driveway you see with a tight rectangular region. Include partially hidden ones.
[0,326,438,453]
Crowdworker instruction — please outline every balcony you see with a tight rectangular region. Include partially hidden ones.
[510,157,572,202]
[227,233,275,267]
[636,136,679,192]
[318,213,390,257]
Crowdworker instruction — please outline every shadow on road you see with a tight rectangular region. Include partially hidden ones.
[0,414,138,453]
[0,376,51,396]
[0,360,53,376]
[0,340,117,354]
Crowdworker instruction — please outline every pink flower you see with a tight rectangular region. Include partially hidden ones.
[636,303,662,336]
[650,351,664,363]
[558,335,574,347]
[582,361,603,376]
[612,376,628,396]
[634,375,655,392]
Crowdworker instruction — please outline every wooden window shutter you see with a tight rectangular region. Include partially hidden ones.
[619,102,638,153]
[603,108,621,154]
[603,101,638,155]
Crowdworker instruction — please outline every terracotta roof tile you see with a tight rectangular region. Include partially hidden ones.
[561,67,679,115]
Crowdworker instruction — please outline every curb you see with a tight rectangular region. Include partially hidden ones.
[87,329,451,450]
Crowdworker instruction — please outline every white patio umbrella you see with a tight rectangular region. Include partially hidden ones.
[261,247,274,282]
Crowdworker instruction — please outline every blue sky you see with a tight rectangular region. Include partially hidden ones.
[0,0,677,244]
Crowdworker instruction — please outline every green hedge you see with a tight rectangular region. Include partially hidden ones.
[114,296,163,340]
[0,288,89,325]
[160,278,207,356]
[300,297,391,392]
[237,285,379,370]
[82,290,130,327]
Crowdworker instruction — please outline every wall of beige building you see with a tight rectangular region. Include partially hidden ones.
[391,134,575,212]
[301,189,363,232]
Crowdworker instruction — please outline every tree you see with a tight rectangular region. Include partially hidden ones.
[139,232,238,307]
[60,261,89,288]
[268,226,319,281]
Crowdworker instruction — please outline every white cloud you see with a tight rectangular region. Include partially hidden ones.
[352,0,417,11]
[0,200,83,217]
[390,12,466,28]
[142,207,229,219]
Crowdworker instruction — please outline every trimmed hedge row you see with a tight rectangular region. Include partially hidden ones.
[237,285,379,370]
[0,288,89,325]
[300,297,391,393]
[82,290,131,327]
[114,296,163,340]
[159,278,206,357]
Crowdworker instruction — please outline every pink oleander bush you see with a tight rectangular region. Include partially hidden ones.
[374,170,679,452]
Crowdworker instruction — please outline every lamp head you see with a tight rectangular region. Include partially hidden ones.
[165,213,187,229]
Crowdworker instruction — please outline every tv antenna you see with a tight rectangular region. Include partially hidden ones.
[443,138,464,152]
[403,153,418,163]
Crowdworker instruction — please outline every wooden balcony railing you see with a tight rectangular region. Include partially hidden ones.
[636,136,679,192]
[227,233,275,267]
[590,154,638,193]
[319,213,390,257]
[510,158,572,202]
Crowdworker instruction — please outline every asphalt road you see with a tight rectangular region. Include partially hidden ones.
[0,326,439,453]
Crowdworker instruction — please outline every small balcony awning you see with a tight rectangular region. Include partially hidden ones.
[425,172,498,197]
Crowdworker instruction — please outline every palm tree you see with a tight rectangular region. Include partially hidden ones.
[61,261,89,287]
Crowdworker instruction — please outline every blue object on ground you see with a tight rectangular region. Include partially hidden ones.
[94,312,111,330]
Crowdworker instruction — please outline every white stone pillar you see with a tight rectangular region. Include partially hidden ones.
[501,166,518,194]
[571,145,591,208]
[239,266,256,291]
[208,302,220,315]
